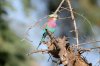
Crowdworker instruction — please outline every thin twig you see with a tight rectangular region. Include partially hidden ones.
[22,15,48,41]
[58,16,71,20]
[76,47,100,53]
[25,15,48,33]
[28,49,52,55]
[60,7,96,39]
[54,0,65,15]
[75,40,100,46]
[90,47,100,50]
[66,0,79,48]
[81,47,100,51]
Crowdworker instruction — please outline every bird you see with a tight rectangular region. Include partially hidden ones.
[37,14,58,49]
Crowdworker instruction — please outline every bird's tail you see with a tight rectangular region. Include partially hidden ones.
[37,32,47,50]
[37,42,42,50]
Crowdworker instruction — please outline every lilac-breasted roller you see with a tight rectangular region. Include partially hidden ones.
[37,14,58,49]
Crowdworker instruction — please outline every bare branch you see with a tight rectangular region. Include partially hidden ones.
[76,40,100,46]
[58,16,71,20]
[28,49,52,56]
[54,0,65,15]
[66,0,79,48]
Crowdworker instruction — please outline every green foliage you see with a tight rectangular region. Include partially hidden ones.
[0,1,33,66]
[0,0,15,11]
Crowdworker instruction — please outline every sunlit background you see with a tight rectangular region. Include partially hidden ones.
[0,0,100,66]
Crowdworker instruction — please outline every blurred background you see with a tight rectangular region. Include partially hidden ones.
[0,0,100,66]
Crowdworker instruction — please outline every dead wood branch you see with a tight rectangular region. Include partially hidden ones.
[45,29,91,66]
[66,0,79,48]
[28,29,92,66]
[28,49,52,56]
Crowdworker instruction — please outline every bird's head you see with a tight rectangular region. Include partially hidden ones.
[49,14,58,20]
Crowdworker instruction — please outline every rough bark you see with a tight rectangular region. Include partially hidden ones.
[44,29,92,66]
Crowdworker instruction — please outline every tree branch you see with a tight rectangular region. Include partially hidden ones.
[28,49,52,55]
[66,0,79,48]
[54,0,65,15]
[76,40,100,46]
